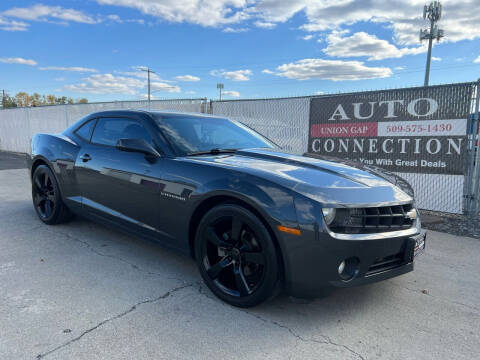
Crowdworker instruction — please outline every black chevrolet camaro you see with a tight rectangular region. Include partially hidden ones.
[28,110,426,307]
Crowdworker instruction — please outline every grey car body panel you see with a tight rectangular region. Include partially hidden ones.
[28,110,421,297]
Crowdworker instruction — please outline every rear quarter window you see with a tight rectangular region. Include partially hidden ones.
[75,119,96,142]
[91,117,153,147]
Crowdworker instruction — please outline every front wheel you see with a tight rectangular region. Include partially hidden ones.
[32,164,72,225]
[195,204,280,307]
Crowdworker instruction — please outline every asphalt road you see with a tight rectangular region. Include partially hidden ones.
[0,167,479,360]
[0,151,27,170]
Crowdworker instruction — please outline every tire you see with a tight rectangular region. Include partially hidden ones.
[32,164,72,225]
[195,204,280,307]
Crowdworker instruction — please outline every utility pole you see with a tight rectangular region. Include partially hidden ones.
[140,67,156,104]
[217,83,224,101]
[420,1,444,86]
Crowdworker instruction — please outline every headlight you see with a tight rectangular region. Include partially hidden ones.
[322,208,336,225]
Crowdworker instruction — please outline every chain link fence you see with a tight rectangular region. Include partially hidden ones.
[1,83,480,215]
[0,98,206,153]
[212,82,480,215]
[211,97,311,154]
[464,81,480,216]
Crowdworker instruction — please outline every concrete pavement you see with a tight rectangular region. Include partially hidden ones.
[0,151,26,170]
[0,168,479,360]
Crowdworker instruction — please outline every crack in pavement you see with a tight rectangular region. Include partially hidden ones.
[390,282,480,314]
[194,283,366,360]
[42,227,187,283]
[35,283,193,359]
[244,310,366,360]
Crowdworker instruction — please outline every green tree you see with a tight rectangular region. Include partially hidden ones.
[1,93,17,108]
[15,92,31,107]
[31,93,43,107]
[55,96,67,105]
[6,92,89,107]
[46,95,56,105]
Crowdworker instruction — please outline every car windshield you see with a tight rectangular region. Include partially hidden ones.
[154,115,277,155]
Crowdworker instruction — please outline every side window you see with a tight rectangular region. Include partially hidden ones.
[75,119,96,142]
[91,118,153,147]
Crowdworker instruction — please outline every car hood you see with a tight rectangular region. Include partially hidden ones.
[189,148,413,207]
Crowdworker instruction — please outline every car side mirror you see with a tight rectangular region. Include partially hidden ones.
[116,138,161,158]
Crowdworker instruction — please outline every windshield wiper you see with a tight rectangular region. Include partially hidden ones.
[186,148,238,156]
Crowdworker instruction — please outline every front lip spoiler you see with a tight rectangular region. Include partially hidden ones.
[325,218,422,241]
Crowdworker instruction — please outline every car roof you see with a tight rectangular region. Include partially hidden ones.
[86,109,227,120]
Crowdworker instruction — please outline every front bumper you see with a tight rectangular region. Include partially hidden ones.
[278,224,426,298]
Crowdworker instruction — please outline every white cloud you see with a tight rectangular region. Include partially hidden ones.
[261,69,275,74]
[211,69,252,81]
[474,56,480,63]
[394,66,405,70]
[223,90,240,97]
[254,20,276,29]
[175,75,200,82]
[39,66,98,73]
[324,31,426,61]
[151,82,180,93]
[115,67,174,82]
[125,19,145,25]
[117,70,159,80]
[64,73,180,95]
[0,17,29,31]
[267,58,392,81]
[0,57,37,66]
[3,4,98,24]
[185,90,197,95]
[55,77,66,82]
[252,0,480,46]
[315,91,324,95]
[138,93,158,100]
[302,34,313,41]
[106,14,122,23]
[254,0,308,23]
[432,56,442,61]
[96,0,251,27]
[300,0,479,45]
[222,27,249,33]
[2,0,476,49]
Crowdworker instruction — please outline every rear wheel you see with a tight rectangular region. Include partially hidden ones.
[32,164,72,225]
[195,204,280,307]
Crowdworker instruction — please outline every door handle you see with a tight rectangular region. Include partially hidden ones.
[80,154,92,162]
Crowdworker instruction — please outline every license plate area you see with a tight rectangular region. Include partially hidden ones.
[413,232,426,258]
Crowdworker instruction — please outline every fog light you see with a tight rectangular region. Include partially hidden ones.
[338,257,360,281]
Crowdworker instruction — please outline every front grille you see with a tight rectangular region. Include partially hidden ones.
[366,252,405,275]
[329,204,415,234]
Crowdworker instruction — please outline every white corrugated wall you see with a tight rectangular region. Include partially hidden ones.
[0,100,205,153]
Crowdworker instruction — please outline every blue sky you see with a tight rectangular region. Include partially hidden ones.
[0,0,479,102]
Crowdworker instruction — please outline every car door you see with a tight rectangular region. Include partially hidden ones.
[75,116,167,238]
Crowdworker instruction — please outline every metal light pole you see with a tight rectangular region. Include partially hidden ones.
[141,67,156,104]
[420,1,444,86]
[217,83,224,101]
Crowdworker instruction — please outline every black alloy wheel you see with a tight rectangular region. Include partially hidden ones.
[32,165,72,225]
[195,204,280,307]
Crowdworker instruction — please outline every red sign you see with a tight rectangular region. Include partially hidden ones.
[310,122,378,138]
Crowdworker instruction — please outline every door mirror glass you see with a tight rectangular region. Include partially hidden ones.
[116,138,161,158]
